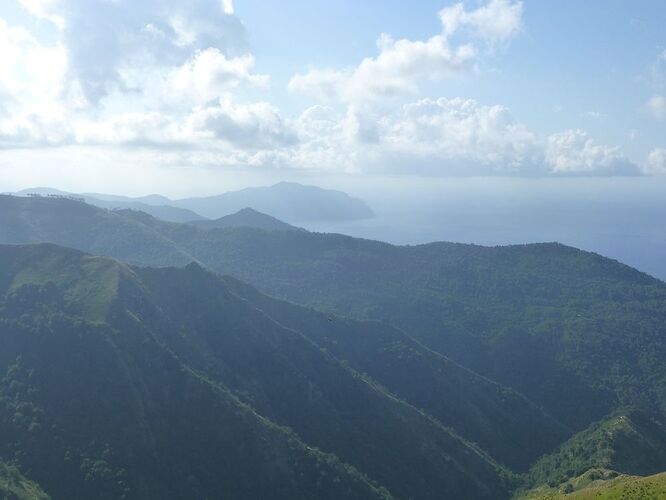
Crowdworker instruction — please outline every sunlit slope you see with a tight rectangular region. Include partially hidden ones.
[520,471,666,500]
[514,408,666,498]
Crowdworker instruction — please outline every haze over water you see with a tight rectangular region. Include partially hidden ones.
[302,177,666,280]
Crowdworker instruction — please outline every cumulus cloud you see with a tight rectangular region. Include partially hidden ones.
[545,130,638,175]
[0,0,278,151]
[271,97,637,177]
[644,148,666,175]
[289,1,523,105]
[381,97,539,174]
[221,0,234,16]
[646,95,666,120]
[0,0,652,179]
[286,0,527,165]
[73,112,183,146]
[289,34,475,105]
[187,99,297,149]
[0,17,72,147]
[15,0,249,105]
[439,0,523,43]
[169,49,268,103]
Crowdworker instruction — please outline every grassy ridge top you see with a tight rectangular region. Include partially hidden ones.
[0,462,50,500]
[525,408,666,489]
[520,470,666,499]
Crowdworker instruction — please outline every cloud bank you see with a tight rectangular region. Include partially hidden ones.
[0,0,659,177]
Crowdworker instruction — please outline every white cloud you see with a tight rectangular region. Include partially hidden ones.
[644,148,666,175]
[169,48,268,103]
[0,17,72,147]
[289,1,523,106]
[0,0,651,180]
[266,97,637,177]
[439,0,523,43]
[186,99,297,149]
[646,95,666,120]
[381,97,540,174]
[0,0,268,149]
[290,33,475,105]
[287,0,524,163]
[545,130,637,175]
[17,0,64,28]
[15,0,249,104]
[73,112,183,146]
[68,99,296,151]
[288,69,349,103]
[221,0,234,15]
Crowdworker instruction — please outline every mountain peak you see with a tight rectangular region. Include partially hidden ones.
[188,207,303,232]
[173,182,375,221]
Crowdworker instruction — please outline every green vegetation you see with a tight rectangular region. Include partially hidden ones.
[218,273,569,471]
[7,195,666,432]
[524,408,666,490]
[518,471,666,499]
[4,196,666,497]
[0,462,49,500]
[0,243,512,499]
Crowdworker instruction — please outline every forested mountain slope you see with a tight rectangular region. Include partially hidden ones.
[0,243,513,500]
[4,195,665,434]
[523,408,666,492]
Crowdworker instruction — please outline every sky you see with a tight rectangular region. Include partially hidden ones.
[0,0,665,196]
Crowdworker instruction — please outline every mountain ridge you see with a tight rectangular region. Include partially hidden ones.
[187,207,303,232]
[0,242,513,499]
[3,195,666,492]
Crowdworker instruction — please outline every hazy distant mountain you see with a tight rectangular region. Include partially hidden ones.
[10,182,376,223]
[171,182,375,221]
[12,188,205,223]
[82,192,172,205]
[188,207,303,232]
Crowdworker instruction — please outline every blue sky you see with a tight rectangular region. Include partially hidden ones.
[0,0,665,195]
[237,0,665,156]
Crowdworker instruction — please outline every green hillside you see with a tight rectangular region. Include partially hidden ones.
[4,195,666,492]
[0,195,572,472]
[0,243,512,499]
[521,408,666,491]
[519,470,666,499]
[0,246,394,500]
[136,213,666,431]
[4,195,664,431]
[218,273,569,471]
[0,463,49,500]
[516,408,666,497]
